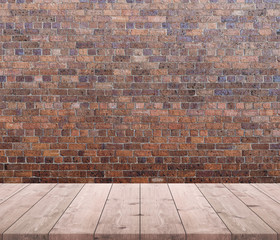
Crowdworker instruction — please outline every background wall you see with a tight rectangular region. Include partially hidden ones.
[0,0,280,183]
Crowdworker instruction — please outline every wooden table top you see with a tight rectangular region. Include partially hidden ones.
[0,183,279,240]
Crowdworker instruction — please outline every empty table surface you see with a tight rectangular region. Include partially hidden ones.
[0,183,279,240]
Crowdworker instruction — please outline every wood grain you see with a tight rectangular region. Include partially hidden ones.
[3,184,83,240]
[141,184,185,240]
[198,184,277,240]
[226,184,280,239]
[0,184,55,240]
[50,184,111,240]
[94,184,140,240]
[0,184,28,205]
[169,184,231,240]
[253,184,280,204]
[0,183,279,240]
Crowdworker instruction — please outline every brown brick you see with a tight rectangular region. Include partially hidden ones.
[0,0,279,183]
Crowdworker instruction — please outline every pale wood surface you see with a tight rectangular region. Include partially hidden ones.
[169,184,231,240]
[0,184,55,240]
[94,184,140,240]
[226,184,280,238]
[50,184,111,240]
[197,184,277,240]
[1,184,280,240]
[141,184,185,240]
[0,184,28,204]
[3,184,83,240]
[253,184,280,204]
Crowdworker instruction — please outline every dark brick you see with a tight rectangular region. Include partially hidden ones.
[113,56,130,62]
[149,56,166,62]
[76,41,94,48]
[241,123,259,129]
[273,76,280,82]
[270,144,280,149]
[0,76,6,82]
[59,69,77,75]
[214,89,233,96]
[221,16,239,23]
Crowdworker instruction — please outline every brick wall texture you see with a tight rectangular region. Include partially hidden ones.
[1,0,280,183]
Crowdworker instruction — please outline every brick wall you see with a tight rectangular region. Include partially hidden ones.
[0,0,280,183]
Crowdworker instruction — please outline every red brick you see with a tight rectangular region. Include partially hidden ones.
[116,150,133,157]
[0,1,279,183]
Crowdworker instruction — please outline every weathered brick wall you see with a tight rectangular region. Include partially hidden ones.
[0,0,280,183]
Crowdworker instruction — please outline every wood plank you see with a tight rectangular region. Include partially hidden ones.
[50,184,111,240]
[3,184,83,240]
[94,184,139,240]
[253,184,280,204]
[0,184,55,240]
[141,184,185,240]
[169,184,231,240]
[226,184,280,239]
[0,184,29,204]
[197,184,277,240]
